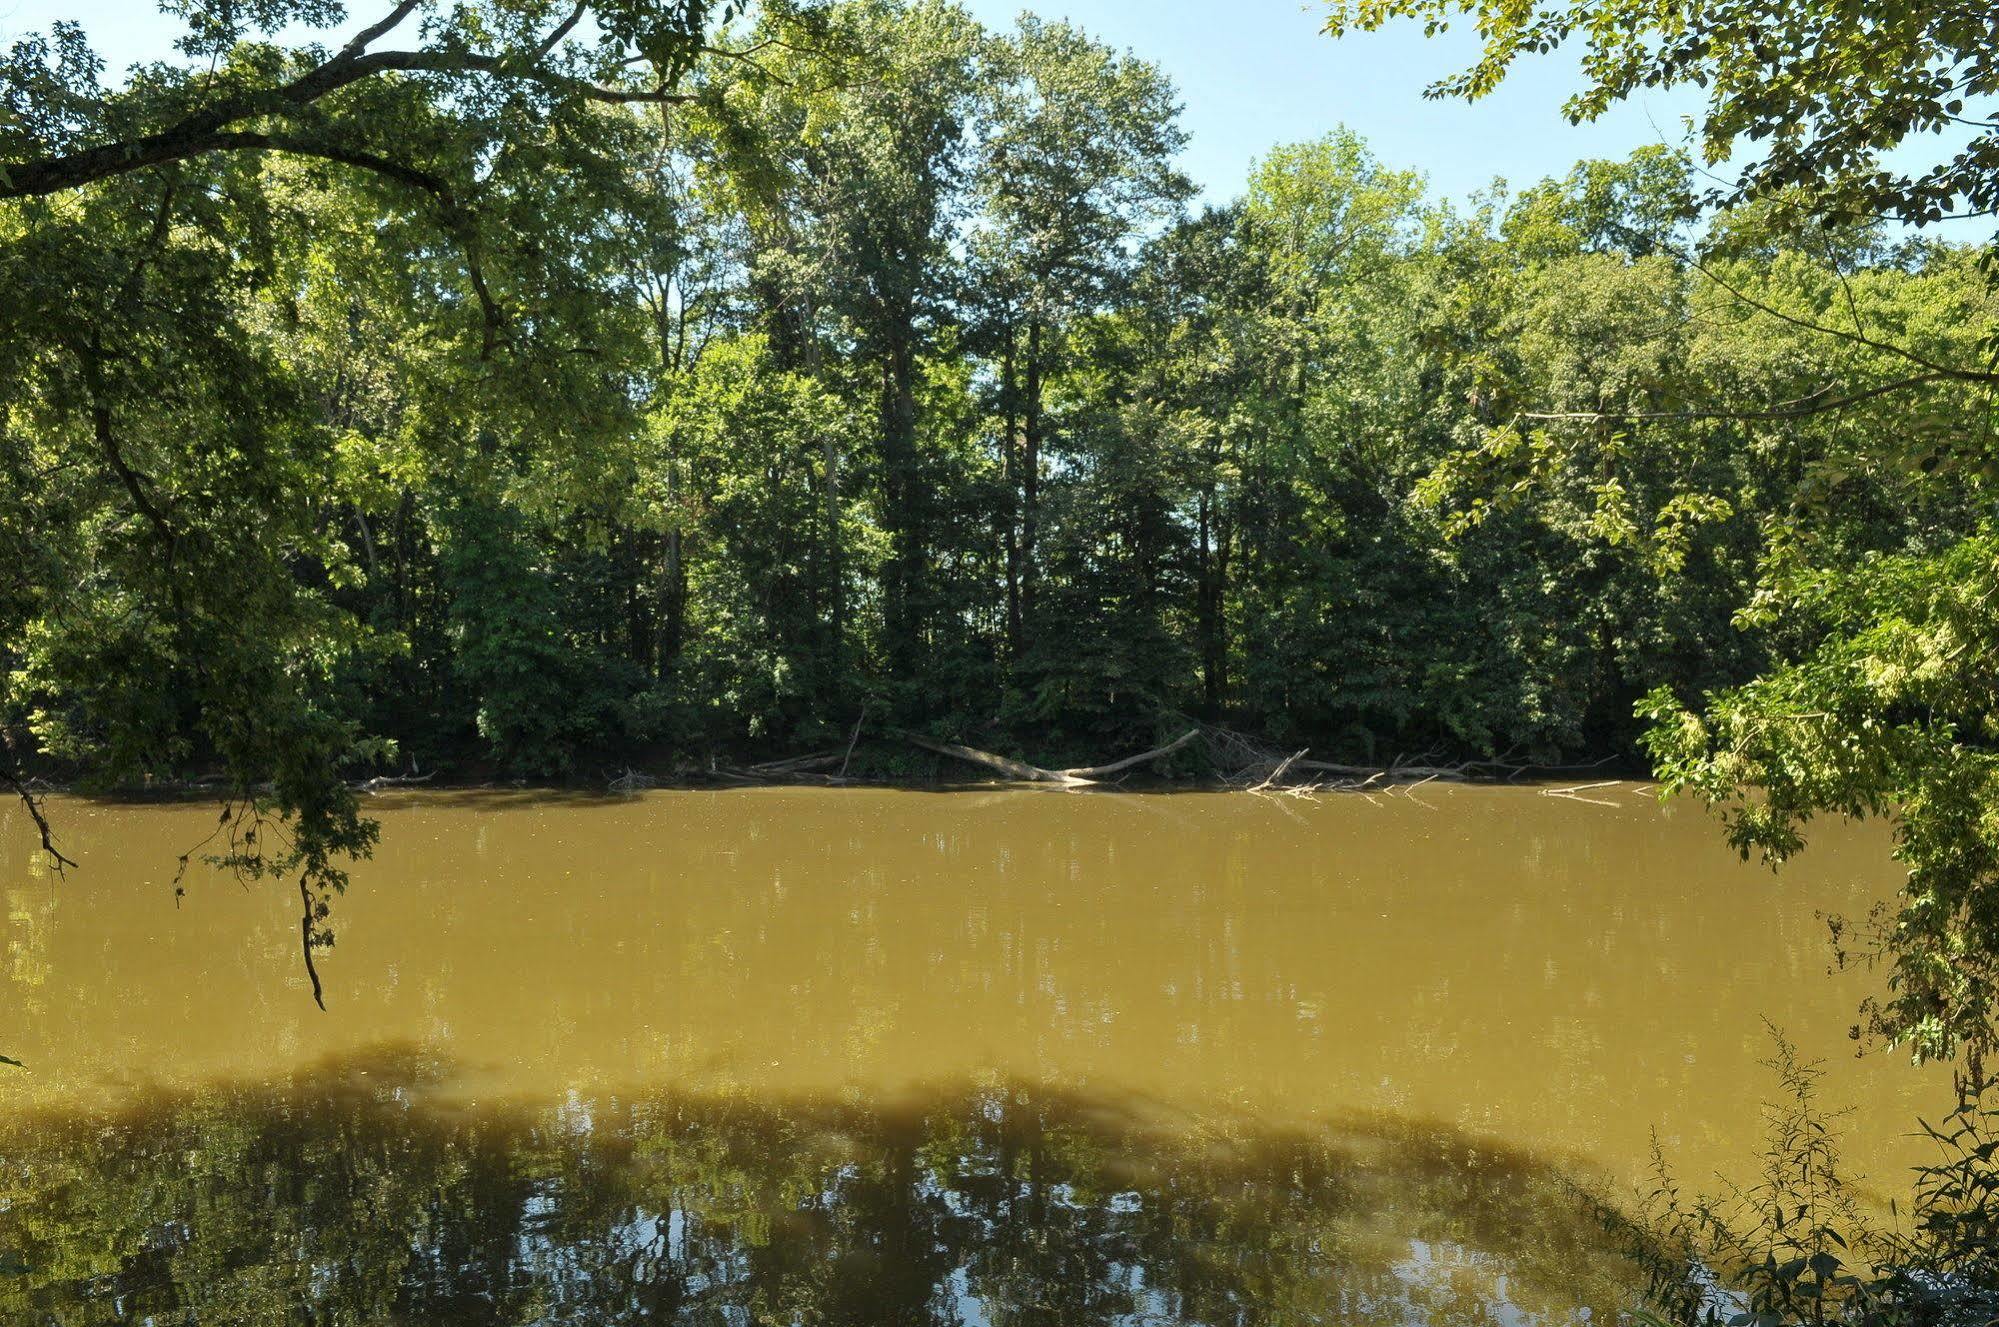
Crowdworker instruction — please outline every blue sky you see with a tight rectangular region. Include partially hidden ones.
[958,0,1705,206]
[1,0,1707,207]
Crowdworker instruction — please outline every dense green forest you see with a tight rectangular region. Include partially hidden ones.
[3,2,1991,773]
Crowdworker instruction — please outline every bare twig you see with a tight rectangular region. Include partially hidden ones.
[299,876,326,1012]
[609,767,658,793]
[2,764,76,875]
[1251,749,1309,792]
[840,704,870,779]
[1541,780,1624,807]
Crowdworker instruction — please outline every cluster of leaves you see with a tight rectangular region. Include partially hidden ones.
[1642,535,1999,1063]
[1321,0,1999,233]
[0,0,760,979]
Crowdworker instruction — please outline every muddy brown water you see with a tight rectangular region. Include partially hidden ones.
[0,786,1946,1322]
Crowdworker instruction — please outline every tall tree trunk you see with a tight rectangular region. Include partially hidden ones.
[393,488,411,633]
[1000,324,1022,656]
[623,526,653,674]
[1020,317,1044,642]
[879,322,922,675]
[1213,516,1234,716]
[654,316,690,679]
[1197,488,1220,716]
[820,429,844,640]
[659,520,685,675]
[804,306,845,653]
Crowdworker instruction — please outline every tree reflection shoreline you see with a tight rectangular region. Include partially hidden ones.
[0,1043,1645,1324]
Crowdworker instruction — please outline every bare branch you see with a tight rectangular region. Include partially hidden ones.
[1,765,77,875]
[0,30,693,200]
[336,0,426,64]
[1519,372,1964,424]
[1060,728,1198,779]
[299,876,326,1011]
[528,3,589,64]
[1678,243,1994,385]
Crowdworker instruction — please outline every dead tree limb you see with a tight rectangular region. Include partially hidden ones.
[1540,780,1622,807]
[609,767,659,793]
[890,726,1200,785]
[747,751,840,776]
[1058,729,1198,779]
[354,771,435,792]
[1251,749,1309,792]
[1292,758,1473,781]
[839,704,870,779]
[2,763,76,874]
[890,729,1074,784]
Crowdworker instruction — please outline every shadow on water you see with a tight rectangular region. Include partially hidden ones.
[0,1046,1646,1326]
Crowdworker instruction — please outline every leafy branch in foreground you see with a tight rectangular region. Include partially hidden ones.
[1640,535,1999,1066]
[0,2,747,198]
[1321,0,1999,235]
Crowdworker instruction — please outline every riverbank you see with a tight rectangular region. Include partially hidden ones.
[12,722,1644,802]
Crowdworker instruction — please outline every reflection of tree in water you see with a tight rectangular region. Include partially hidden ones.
[0,1049,1641,1324]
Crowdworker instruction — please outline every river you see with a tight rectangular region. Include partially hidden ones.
[0,786,1943,1322]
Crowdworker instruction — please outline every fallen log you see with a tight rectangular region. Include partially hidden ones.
[354,771,435,792]
[1058,728,1199,779]
[890,729,1075,784]
[747,752,842,776]
[1290,758,1473,780]
[888,727,1198,785]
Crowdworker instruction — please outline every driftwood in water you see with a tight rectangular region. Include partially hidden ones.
[891,730,1075,783]
[1057,728,1199,779]
[747,751,842,776]
[1292,753,1621,781]
[606,722,1621,795]
[1250,748,1309,792]
[354,771,435,793]
[1199,726,1626,794]
[1539,780,1622,807]
[891,727,1201,785]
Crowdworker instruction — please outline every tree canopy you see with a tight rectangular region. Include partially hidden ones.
[1323,0,1999,235]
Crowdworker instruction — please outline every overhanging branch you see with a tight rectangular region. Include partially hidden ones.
[1520,371,1967,425]
[0,6,695,201]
